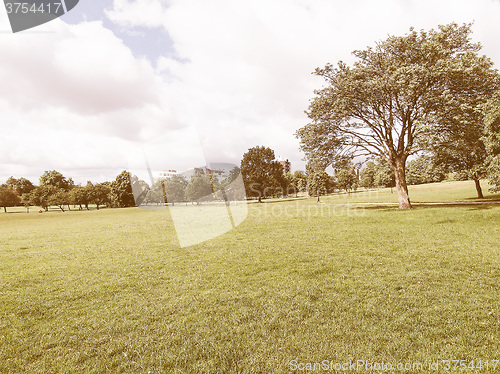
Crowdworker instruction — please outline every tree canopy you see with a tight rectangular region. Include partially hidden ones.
[240,146,284,202]
[297,23,499,208]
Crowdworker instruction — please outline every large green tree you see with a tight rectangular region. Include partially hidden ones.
[298,23,498,208]
[240,146,284,202]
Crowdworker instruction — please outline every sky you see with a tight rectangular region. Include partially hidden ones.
[2,0,500,185]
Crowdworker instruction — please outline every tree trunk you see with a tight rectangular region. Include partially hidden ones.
[3,207,6,213]
[473,177,484,199]
[392,157,412,209]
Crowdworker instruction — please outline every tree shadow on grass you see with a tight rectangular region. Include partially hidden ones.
[463,194,500,202]
[250,197,309,205]
[361,203,498,212]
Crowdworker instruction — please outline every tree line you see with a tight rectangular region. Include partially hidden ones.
[0,169,245,213]
[1,145,479,213]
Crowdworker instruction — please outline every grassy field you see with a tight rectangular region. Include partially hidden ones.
[320,180,500,204]
[1,181,500,373]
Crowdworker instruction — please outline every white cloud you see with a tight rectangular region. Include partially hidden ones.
[105,0,169,28]
[0,16,179,183]
[3,0,500,183]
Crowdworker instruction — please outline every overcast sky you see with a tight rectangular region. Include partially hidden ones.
[2,0,500,185]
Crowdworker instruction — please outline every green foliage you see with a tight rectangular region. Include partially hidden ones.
[69,185,91,210]
[185,174,213,203]
[298,23,499,209]
[219,167,246,201]
[90,183,112,210]
[406,155,447,185]
[131,175,150,206]
[281,172,295,197]
[165,175,188,205]
[483,92,500,191]
[48,189,70,212]
[359,161,376,188]
[292,170,307,192]
[39,170,74,191]
[335,169,358,193]
[27,185,59,211]
[5,176,35,195]
[240,146,284,202]
[0,185,20,212]
[306,171,331,201]
[373,158,395,188]
[110,171,136,208]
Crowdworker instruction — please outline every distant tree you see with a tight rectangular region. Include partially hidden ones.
[70,185,91,210]
[426,119,490,197]
[307,171,330,203]
[165,175,188,205]
[110,171,136,208]
[335,169,358,194]
[90,183,111,210]
[29,185,58,211]
[305,158,331,203]
[406,155,447,185]
[219,167,245,201]
[39,170,74,191]
[282,172,295,197]
[6,177,35,195]
[130,175,150,206]
[292,171,307,193]
[48,189,70,212]
[0,185,20,212]
[20,193,31,213]
[186,174,213,204]
[240,146,284,202]
[359,161,376,188]
[373,158,395,188]
[147,178,167,205]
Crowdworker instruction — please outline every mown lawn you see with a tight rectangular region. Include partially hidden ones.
[321,179,500,204]
[0,184,499,373]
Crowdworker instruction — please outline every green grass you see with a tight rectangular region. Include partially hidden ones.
[321,179,500,204]
[1,183,500,373]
